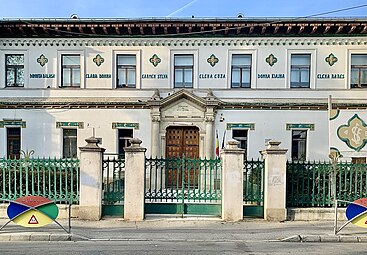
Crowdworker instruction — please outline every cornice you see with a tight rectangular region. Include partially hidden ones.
[0,18,366,37]
[0,97,148,109]
[1,37,366,47]
[2,98,367,110]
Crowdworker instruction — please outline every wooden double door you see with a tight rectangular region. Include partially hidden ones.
[165,126,199,188]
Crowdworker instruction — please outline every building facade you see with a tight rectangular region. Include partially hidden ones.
[0,18,366,161]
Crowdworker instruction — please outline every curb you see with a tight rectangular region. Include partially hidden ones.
[281,235,366,243]
[0,233,87,242]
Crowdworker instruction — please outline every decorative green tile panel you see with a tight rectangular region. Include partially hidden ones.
[93,54,105,67]
[286,123,315,131]
[37,54,48,67]
[265,54,277,67]
[149,54,161,67]
[112,122,139,130]
[329,109,340,120]
[56,122,84,129]
[329,147,343,159]
[226,123,255,130]
[0,120,26,128]
[337,114,367,151]
[207,54,219,67]
[325,53,338,66]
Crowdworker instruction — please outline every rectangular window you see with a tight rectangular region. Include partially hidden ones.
[118,129,133,157]
[292,130,307,161]
[61,55,80,87]
[6,54,24,87]
[63,129,77,158]
[232,129,248,156]
[351,54,367,88]
[117,55,136,88]
[231,54,251,88]
[7,127,21,159]
[290,54,310,88]
[174,55,193,88]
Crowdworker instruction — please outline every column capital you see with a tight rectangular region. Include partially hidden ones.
[261,140,287,155]
[79,137,105,153]
[124,138,147,153]
[221,140,245,155]
[151,116,161,122]
[205,116,215,122]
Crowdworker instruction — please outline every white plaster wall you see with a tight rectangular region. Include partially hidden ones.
[0,36,366,91]
[0,108,151,158]
[215,110,329,161]
[0,36,366,161]
[141,47,170,89]
[197,47,228,89]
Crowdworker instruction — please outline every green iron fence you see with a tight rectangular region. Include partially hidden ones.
[145,157,221,215]
[145,157,221,203]
[102,155,125,205]
[243,159,264,205]
[243,159,264,217]
[287,161,367,207]
[0,157,79,203]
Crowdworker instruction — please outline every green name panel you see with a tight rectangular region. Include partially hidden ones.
[227,123,255,130]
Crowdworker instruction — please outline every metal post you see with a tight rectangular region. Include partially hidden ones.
[68,202,71,234]
[334,199,338,235]
[181,156,185,218]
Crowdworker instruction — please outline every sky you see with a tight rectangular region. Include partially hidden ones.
[0,0,366,19]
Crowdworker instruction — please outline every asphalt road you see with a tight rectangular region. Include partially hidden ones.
[1,240,367,255]
[1,218,367,254]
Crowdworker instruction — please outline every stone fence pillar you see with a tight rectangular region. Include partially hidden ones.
[261,141,288,221]
[79,137,105,220]
[220,140,245,221]
[124,138,147,221]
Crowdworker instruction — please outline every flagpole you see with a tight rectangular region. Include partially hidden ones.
[328,95,332,157]
[221,130,226,149]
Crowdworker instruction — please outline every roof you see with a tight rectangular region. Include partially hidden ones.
[0,17,366,37]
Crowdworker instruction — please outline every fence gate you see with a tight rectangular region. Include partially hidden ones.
[243,159,264,217]
[102,155,125,216]
[145,157,221,216]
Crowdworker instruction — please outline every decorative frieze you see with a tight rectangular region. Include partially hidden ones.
[286,123,315,131]
[56,122,84,129]
[0,119,26,128]
[1,38,366,48]
[226,123,255,130]
[112,122,139,129]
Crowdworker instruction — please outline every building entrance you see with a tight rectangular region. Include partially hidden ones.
[165,126,199,188]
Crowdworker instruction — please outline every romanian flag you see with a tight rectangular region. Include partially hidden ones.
[215,130,219,157]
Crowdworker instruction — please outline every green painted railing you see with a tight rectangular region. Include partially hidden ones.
[287,161,367,207]
[102,155,125,205]
[336,162,367,202]
[243,159,264,205]
[0,157,79,203]
[145,157,221,202]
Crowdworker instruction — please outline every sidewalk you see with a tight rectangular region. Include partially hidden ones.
[0,216,366,242]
